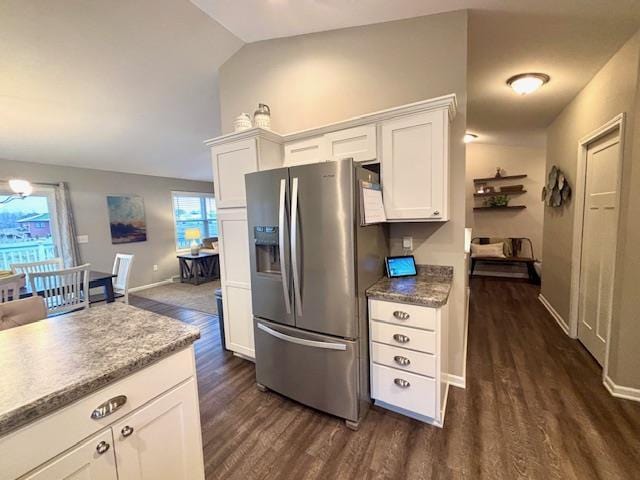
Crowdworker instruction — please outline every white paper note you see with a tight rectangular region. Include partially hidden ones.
[362,187,387,224]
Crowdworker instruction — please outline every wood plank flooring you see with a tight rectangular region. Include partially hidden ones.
[131,277,640,479]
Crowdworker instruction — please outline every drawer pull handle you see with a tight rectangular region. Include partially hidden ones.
[121,425,134,438]
[96,441,110,455]
[394,355,411,366]
[394,378,411,388]
[91,395,127,420]
[433,211,440,216]
[392,333,410,343]
[393,311,410,320]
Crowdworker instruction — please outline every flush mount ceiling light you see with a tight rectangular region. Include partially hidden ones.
[507,73,550,95]
[463,133,478,143]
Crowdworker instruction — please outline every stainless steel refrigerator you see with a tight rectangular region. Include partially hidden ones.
[245,158,388,428]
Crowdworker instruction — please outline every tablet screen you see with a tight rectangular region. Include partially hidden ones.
[386,256,417,278]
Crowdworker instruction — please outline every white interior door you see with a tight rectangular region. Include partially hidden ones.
[577,131,620,365]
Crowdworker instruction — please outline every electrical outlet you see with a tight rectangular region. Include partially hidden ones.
[153,264,159,272]
[402,236,413,251]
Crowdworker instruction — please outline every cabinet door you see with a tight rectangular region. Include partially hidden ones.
[381,110,448,221]
[325,124,377,163]
[211,138,258,208]
[112,379,205,480]
[284,136,327,166]
[23,430,117,480]
[217,208,254,358]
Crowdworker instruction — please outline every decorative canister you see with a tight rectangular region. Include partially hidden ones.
[253,103,271,129]
[233,113,252,132]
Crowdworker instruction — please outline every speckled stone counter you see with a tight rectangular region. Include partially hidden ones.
[366,265,454,308]
[0,303,200,437]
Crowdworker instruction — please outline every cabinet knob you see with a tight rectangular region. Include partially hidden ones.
[121,425,134,438]
[96,441,110,455]
[392,333,410,343]
[394,355,411,366]
[394,378,411,388]
[433,211,440,216]
[393,310,410,320]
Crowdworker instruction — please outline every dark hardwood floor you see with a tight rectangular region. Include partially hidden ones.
[131,277,640,480]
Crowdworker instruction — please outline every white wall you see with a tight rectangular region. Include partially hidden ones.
[466,143,546,260]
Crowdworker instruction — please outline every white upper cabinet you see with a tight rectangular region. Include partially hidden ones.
[284,135,327,166]
[380,109,449,221]
[325,124,377,163]
[211,138,258,209]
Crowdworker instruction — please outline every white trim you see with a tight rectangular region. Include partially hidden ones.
[204,94,457,147]
[444,373,466,389]
[538,294,571,336]
[128,278,173,293]
[569,114,625,378]
[603,375,640,403]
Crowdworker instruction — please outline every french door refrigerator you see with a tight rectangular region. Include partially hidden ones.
[245,158,387,428]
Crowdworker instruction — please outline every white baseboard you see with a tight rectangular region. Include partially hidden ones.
[129,278,174,293]
[604,375,640,403]
[538,294,570,336]
[444,373,466,389]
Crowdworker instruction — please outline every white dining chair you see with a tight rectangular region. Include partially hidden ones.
[112,253,134,304]
[29,264,91,316]
[11,258,64,276]
[0,274,24,303]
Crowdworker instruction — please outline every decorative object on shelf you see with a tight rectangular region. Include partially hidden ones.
[107,195,147,244]
[487,194,510,208]
[484,185,495,193]
[184,228,202,256]
[541,165,571,207]
[500,184,524,192]
[495,167,504,178]
[476,184,486,194]
[253,103,271,129]
[1,179,33,205]
[233,113,252,132]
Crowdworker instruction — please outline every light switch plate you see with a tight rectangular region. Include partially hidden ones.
[77,235,89,244]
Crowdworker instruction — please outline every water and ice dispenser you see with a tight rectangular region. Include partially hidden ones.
[253,226,280,275]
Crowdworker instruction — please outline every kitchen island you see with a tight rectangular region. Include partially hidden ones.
[0,303,204,480]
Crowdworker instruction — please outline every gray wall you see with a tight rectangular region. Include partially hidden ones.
[219,11,469,377]
[0,158,213,288]
[542,29,640,389]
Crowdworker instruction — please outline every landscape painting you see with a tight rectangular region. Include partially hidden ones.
[107,195,147,244]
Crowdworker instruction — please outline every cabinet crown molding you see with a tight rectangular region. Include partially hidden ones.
[204,94,457,147]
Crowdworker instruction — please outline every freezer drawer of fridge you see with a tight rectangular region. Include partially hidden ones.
[254,319,359,422]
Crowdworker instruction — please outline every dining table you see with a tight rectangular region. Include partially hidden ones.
[19,270,118,304]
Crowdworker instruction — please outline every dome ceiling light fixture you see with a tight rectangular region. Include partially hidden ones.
[507,73,550,95]
[463,133,478,144]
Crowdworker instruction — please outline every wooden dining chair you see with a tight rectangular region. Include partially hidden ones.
[112,253,134,304]
[11,258,64,276]
[29,264,91,316]
[0,274,24,303]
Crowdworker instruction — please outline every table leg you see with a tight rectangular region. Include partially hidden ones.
[104,280,116,303]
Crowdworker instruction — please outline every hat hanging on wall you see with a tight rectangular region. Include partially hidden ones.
[541,165,571,207]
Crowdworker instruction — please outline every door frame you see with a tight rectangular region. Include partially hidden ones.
[568,113,625,374]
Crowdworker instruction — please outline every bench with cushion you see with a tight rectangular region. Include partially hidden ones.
[470,237,540,284]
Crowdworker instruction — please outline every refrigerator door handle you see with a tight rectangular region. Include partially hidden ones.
[257,322,347,351]
[290,177,303,314]
[278,178,291,314]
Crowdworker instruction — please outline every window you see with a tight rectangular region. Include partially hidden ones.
[0,187,59,271]
[172,192,217,250]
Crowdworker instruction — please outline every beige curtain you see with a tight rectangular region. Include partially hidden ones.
[53,182,81,267]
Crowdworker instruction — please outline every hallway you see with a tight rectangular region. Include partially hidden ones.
[131,277,640,479]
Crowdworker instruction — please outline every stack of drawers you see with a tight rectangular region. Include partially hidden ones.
[368,298,448,426]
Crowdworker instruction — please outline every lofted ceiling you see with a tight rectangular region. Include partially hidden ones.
[194,0,640,147]
[0,0,242,181]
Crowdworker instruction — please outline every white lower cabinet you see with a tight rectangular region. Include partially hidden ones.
[4,348,204,480]
[113,379,204,480]
[23,430,117,480]
[369,299,449,427]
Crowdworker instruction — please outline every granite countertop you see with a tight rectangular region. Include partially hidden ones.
[0,303,200,437]
[366,265,454,308]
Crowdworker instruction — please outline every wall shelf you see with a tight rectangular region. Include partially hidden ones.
[474,189,527,198]
[473,205,527,211]
[473,174,527,183]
